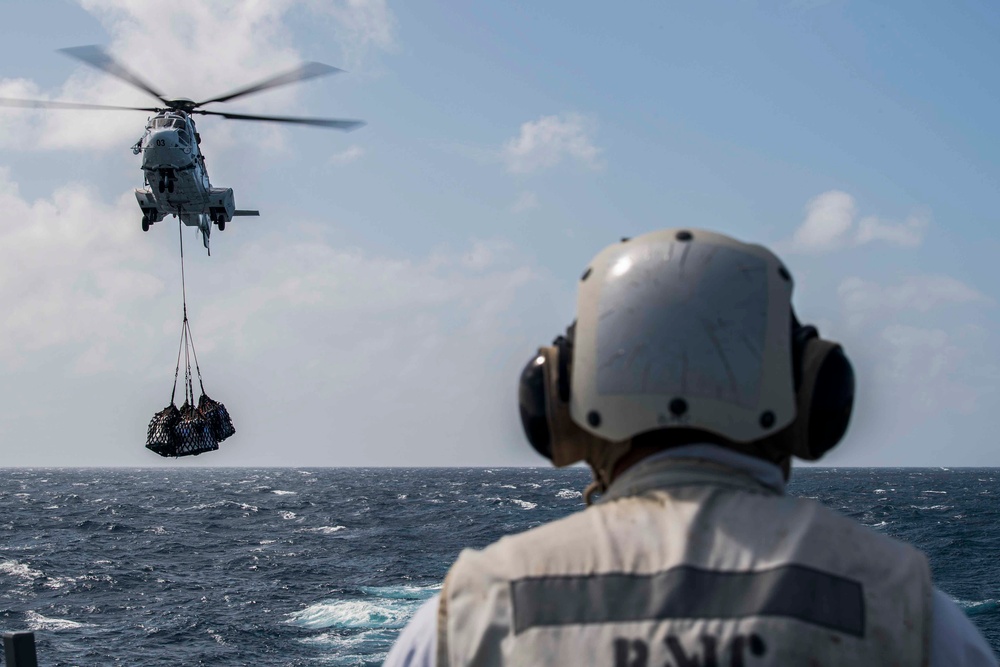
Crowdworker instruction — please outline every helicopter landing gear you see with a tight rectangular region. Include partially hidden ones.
[210,211,226,231]
[141,215,150,232]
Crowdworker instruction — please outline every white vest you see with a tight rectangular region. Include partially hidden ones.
[437,458,932,666]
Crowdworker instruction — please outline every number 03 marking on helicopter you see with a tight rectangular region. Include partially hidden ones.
[0,45,365,255]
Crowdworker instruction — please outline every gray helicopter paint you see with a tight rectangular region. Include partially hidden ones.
[133,111,254,251]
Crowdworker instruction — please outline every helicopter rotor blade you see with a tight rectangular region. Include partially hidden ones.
[195,108,365,130]
[195,62,344,107]
[0,97,160,112]
[59,45,171,106]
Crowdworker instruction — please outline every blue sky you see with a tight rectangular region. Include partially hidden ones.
[0,0,996,467]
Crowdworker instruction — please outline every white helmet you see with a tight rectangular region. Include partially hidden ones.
[518,228,854,482]
[571,228,796,443]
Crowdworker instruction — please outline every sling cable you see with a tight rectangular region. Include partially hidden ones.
[145,219,235,457]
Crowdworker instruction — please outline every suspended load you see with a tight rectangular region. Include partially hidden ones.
[145,221,235,457]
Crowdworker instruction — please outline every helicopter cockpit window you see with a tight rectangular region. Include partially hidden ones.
[171,119,184,129]
[178,130,190,145]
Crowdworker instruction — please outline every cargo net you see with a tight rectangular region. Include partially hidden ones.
[145,220,235,458]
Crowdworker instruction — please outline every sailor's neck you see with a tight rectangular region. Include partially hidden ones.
[612,444,788,495]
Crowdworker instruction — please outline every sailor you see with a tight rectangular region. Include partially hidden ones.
[384,229,996,666]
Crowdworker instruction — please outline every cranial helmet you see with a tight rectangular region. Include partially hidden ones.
[518,229,855,487]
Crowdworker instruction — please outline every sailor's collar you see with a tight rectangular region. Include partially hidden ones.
[598,444,787,504]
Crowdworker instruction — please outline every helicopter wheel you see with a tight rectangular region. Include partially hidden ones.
[218,220,226,231]
[167,178,174,194]
[141,216,149,232]
[157,180,165,193]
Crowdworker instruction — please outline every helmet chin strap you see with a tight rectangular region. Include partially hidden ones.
[582,439,633,505]
[537,343,637,504]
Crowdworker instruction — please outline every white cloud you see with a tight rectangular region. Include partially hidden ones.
[502,113,602,174]
[873,324,985,416]
[785,190,930,253]
[838,274,990,330]
[855,211,929,248]
[0,167,166,371]
[791,190,856,251]
[823,273,996,446]
[460,239,513,271]
[329,145,365,165]
[0,0,393,152]
[511,191,539,213]
[0,166,562,466]
[309,0,399,70]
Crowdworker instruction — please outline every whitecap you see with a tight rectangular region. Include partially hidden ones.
[307,526,346,535]
[499,484,516,489]
[954,598,999,617]
[0,560,43,581]
[280,511,297,520]
[359,584,440,600]
[287,599,417,630]
[272,490,297,496]
[921,490,947,494]
[25,610,87,631]
[43,576,76,590]
[556,489,582,500]
[511,499,537,510]
[874,489,887,494]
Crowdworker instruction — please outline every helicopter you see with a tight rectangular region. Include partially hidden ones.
[0,46,364,254]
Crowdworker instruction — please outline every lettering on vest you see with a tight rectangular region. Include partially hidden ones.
[614,638,649,667]
[612,634,767,667]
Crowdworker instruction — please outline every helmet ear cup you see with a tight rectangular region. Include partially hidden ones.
[518,328,576,461]
[518,333,605,467]
[786,326,856,461]
[795,340,855,460]
[518,350,553,460]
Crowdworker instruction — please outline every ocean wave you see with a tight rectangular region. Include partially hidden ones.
[910,505,953,511]
[0,559,43,581]
[272,490,297,496]
[25,610,87,631]
[511,499,537,510]
[956,599,999,617]
[287,599,418,630]
[306,526,347,534]
[557,489,582,499]
[359,585,440,600]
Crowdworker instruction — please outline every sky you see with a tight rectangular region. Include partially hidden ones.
[0,0,997,467]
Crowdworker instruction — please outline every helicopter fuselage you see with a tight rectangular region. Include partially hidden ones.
[133,110,255,252]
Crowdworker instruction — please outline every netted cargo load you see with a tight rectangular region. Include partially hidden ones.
[146,404,181,456]
[173,402,219,456]
[198,394,236,442]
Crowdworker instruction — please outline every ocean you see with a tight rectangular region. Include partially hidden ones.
[0,467,996,665]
